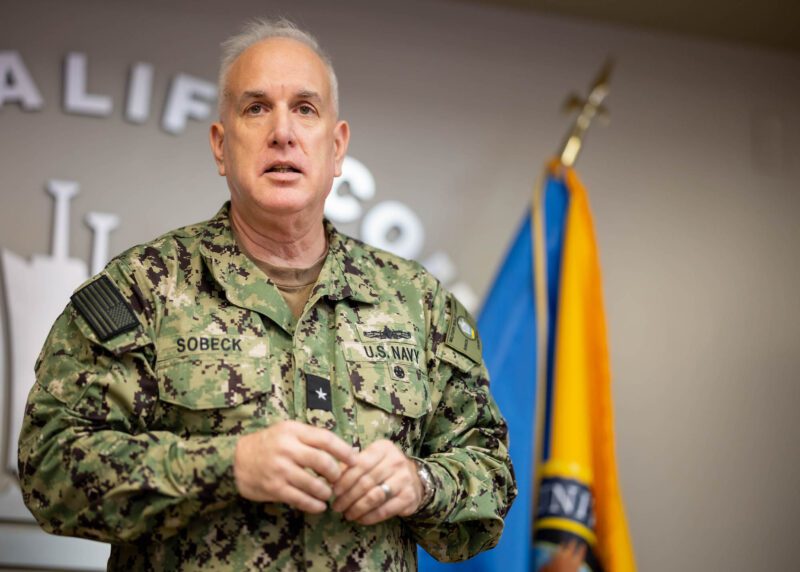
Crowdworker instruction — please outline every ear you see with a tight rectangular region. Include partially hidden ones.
[332,120,350,177]
[209,122,226,176]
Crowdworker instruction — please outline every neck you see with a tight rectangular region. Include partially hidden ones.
[229,203,327,268]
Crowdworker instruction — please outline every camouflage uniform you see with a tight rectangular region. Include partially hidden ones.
[19,203,517,571]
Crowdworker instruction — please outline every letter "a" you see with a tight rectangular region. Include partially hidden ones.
[0,51,43,110]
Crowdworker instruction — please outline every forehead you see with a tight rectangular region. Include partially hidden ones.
[225,37,331,99]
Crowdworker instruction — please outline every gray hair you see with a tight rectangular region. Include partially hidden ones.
[217,17,339,117]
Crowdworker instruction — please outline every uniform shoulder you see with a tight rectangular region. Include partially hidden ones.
[105,205,225,271]
[332,227,439,291]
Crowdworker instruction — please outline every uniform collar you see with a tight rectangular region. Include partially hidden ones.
[317,219,380,305]
[198,204,379,331]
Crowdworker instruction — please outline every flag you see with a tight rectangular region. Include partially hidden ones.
[531,162,636,572]
[419,161,635,572]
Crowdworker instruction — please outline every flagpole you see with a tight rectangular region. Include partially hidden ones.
[530,169,550,535]
[558,59,614,168]
[530,59,615,555]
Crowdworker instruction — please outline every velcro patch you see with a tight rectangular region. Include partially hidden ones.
[306,372,333,412]
[71,275,139,341]
[444,295,482,365]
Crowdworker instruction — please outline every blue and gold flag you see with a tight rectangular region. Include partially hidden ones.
[420,162,634,572]
[531,162,635,572]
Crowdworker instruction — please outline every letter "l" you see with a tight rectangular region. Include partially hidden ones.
[64,52,112,117]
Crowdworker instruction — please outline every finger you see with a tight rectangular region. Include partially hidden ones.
[332,446,386,500]
[280,486,327,514]
[355,473,416,525]
[295,425,358,466]
[284,465,333,501]
[333,463,392,514]
[343,479,394,522]
[293,443,345,484]
[331,451,389,512]
[357,494,411,526]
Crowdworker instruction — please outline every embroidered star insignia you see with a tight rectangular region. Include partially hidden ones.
[306,373,332,412]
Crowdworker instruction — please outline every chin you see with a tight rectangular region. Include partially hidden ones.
[251,194,319,218]
[231,181,325,219]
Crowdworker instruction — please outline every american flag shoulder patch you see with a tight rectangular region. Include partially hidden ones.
[71,275,139,341]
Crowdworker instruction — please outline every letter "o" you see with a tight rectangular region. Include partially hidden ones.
[360,200,425,260]
[324,156,376,223]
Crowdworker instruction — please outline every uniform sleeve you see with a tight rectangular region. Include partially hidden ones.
[17,259,240,544]
[404,284,518,562]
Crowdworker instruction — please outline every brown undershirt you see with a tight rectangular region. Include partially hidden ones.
[253,252,327,319]
[232,225,328,320]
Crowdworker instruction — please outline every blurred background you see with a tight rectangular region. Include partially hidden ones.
[1,0,799,569]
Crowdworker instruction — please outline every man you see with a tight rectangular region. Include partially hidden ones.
[18,18,516,571]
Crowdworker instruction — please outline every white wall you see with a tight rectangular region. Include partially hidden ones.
[1,0,798,570]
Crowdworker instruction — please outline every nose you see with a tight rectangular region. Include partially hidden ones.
[268,106,295,148]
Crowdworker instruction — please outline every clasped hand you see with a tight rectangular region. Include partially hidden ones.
[234,420,425,526]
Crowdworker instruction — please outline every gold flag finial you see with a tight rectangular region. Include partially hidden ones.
[558,59,614,168]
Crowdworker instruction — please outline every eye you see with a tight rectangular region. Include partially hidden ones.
[246,103,264,115]
[297,104,317,116]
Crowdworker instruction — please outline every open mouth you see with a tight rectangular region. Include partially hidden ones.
[265,163,302,174]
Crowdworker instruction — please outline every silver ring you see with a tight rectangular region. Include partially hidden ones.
[379,482,393,502]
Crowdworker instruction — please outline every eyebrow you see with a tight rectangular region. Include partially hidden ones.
[237,89,323,105]
[239,90,266,105]
[296,90,322,103]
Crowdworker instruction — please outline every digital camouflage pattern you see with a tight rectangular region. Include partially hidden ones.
[18,203,517,571]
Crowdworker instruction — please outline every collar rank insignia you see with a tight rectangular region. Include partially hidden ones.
[70,275,139,341]
[306,372,332,412]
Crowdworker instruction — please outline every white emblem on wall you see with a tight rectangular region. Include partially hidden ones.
[0,181,117,568]
[1,181,118,476]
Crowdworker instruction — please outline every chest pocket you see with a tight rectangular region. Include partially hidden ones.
[155,355,270,437]
[346,359,431,453]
